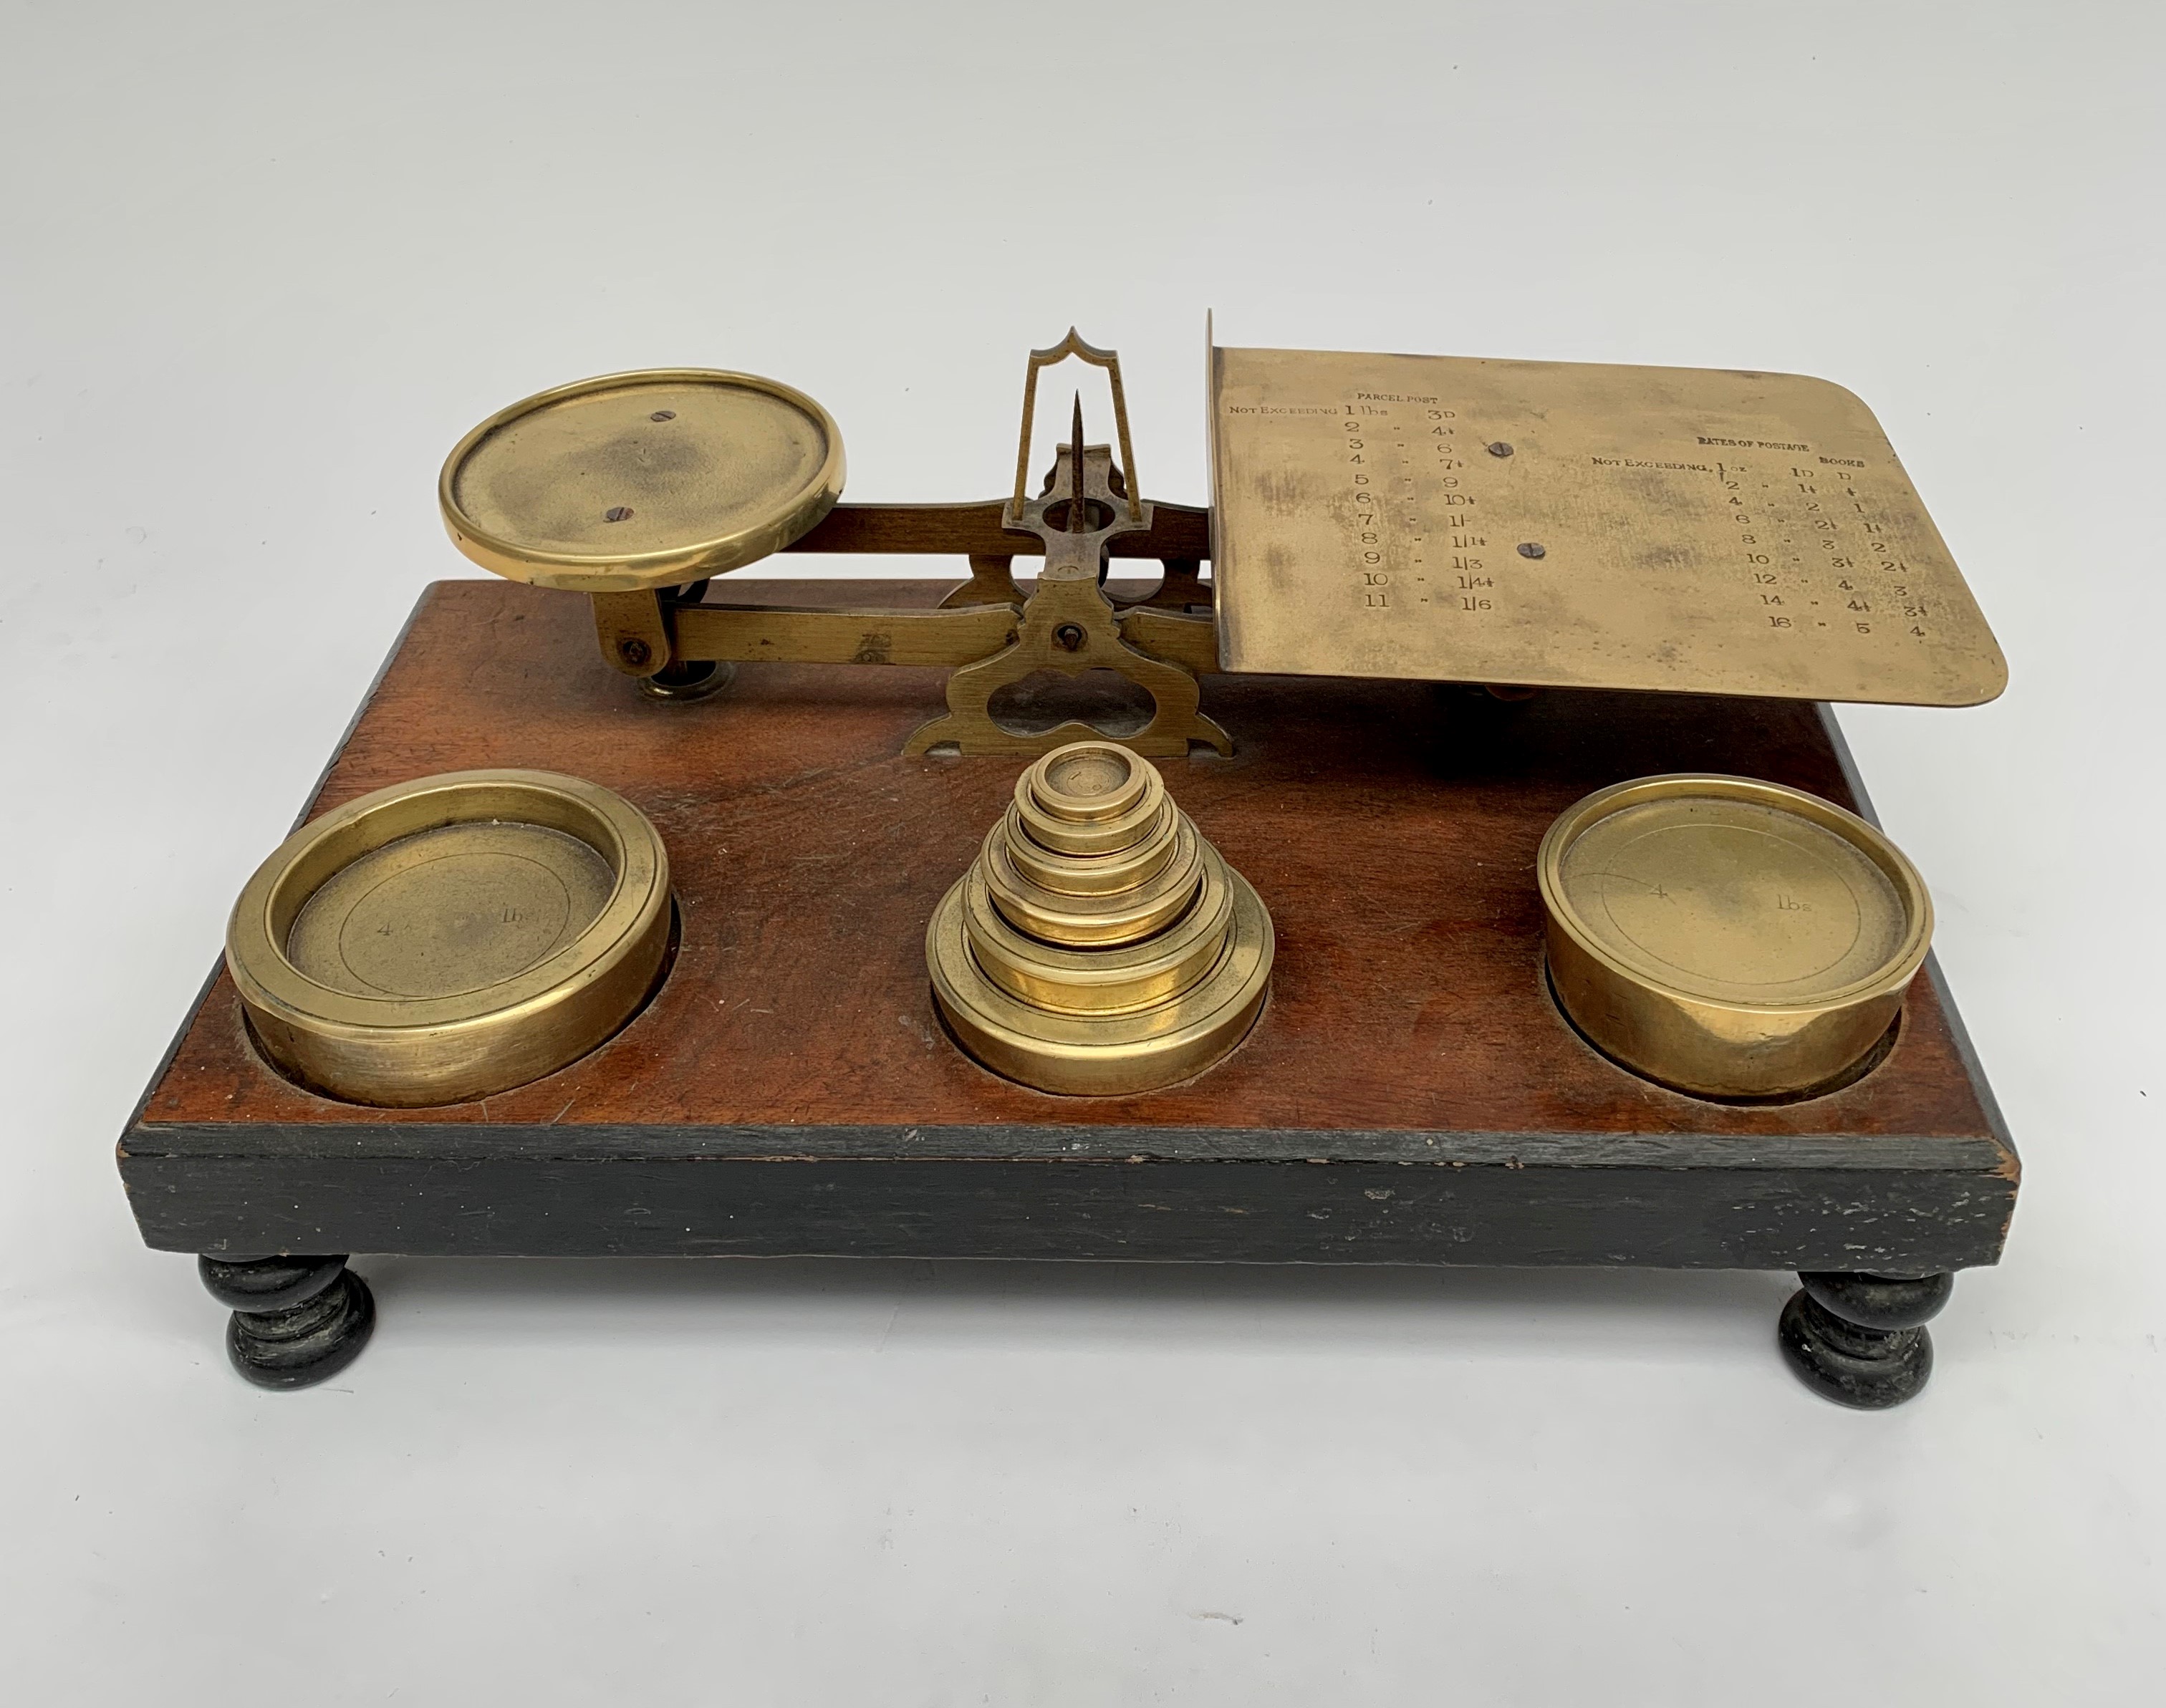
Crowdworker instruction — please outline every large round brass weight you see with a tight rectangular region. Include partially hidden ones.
[1537,774,1932,1099]
[928,743,1273,1095]
[226,770,673,1107]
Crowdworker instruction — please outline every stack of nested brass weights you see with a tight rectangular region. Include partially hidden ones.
[928,740,1274,1095]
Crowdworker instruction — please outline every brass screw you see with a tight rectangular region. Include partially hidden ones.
[1488,441,1514,458]
[1054,623,1086,652]
[1518,541,1546,559]
[603,506,635,524]
[618,637,651,667]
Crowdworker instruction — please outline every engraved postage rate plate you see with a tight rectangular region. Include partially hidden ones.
[1208,344,2006,705]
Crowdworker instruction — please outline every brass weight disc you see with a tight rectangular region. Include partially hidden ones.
[439,369,844,592]
[981,816,1204,947]
[1001,801,1181,897]
[227,769,672,1107]
[1012,762,1168,857]
[929,868,1274,1096]
[961,852,1238,1014]
[1538,774,1932,1098]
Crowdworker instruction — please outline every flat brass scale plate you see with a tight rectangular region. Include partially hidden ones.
[1210,344,2006,705]
[441,370,844,592]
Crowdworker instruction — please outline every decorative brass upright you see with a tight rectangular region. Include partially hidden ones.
[927,740,1273,1094]
[905,332,1231,758]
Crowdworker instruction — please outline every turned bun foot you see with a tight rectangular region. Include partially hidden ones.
[1778,1270,1952,1409]
[198,1254,376,1389]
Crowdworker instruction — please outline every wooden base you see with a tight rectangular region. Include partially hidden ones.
[121,579,2017,1396]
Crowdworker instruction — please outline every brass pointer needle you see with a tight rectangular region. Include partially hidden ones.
[1069,391,1087,531]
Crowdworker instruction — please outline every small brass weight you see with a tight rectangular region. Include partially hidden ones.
[927,740,1274,1094]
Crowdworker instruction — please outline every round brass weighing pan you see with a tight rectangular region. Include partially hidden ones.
[227,770,672,1107]
[1538,774,1932,1099]
[440,368,844,592]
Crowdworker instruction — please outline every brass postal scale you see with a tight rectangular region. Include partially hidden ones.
[120,328,2016,1409]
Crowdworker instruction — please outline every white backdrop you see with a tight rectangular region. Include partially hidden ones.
[3,3,2160,1701]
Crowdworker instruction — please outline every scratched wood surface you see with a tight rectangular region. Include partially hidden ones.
[120,579,2017,1268]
